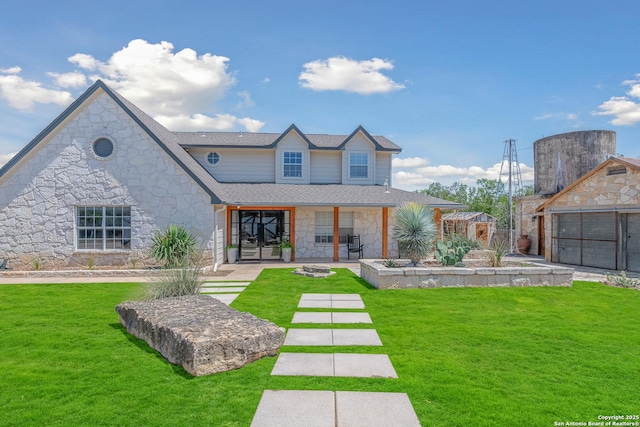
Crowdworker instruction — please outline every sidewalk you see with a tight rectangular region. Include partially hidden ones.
[1,257,634,285]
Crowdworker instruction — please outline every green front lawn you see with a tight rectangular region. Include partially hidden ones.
[1,269,638,426]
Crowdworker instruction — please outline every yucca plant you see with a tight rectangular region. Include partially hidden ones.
[392,202,437,266]
[149,224,197,268]
[484,237,509,267]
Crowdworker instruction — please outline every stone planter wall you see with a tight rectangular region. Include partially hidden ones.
[360,260,574,289]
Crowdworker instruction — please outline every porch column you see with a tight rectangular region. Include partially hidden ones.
[434,208,442,239]
[382,207,388,258]
[290,207,296,262]
[333,207,340,262]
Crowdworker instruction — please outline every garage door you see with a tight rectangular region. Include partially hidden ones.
[627,214,640,272]
[552,213,617,270]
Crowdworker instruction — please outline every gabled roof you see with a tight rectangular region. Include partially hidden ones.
[0,80,225,204]
[174,124,402,151]
[536,156,640,212]
[0,80,461,209]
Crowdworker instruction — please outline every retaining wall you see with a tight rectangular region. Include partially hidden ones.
[360,260,574,289]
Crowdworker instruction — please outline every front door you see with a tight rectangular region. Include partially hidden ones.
[239,210,285,261]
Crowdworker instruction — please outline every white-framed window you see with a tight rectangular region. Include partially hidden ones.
[338,211,354,244]
[314,211,354,244]
[283,151,302,177]
[315,211,333,243]
[76,206,131,250]
[349,152,368,178]
[207,152,220,165]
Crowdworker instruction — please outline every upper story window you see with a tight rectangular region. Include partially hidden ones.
[349,152,368,178]
[93,137,114,158]
[283,151,302,177]
[76,206,131,250]
[207,152,220,165]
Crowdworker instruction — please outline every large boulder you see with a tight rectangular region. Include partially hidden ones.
[115,295,285,376]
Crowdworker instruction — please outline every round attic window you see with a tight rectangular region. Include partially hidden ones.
[207,152,220,164]
[93,138,114,158]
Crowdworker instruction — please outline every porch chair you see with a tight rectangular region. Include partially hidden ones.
[347,235,364,259]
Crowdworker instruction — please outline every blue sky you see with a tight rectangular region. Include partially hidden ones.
[1,0,639,190]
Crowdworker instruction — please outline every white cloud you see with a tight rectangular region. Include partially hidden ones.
[69,39,265,131]
[72,39,237,117]
[0,152,17,168]
[534,113,553,120]
[235,91,255,110]
[262,77,270,83]
[392,157,428,168]
[0,66,21,74]
[299,56,405,94]
[593,74,640,125]
[155,113,265,132]
[392,156,534,191]
[47,71,87,88]
[2,39,265,132]
[0,70,73,110]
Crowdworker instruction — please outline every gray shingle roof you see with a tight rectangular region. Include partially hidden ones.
[218,183,464,208]
[1,80,461,210]
[173,127,401,151]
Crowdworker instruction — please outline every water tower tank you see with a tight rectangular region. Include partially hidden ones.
[533,130,616,195]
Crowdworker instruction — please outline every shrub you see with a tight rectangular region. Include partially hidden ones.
[603,271,640,289]
[145,255,204,300]
[485,238,509,267]
[150,225,197,268]
[392,202,437,266]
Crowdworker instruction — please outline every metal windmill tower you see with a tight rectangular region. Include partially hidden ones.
[499,138,522,253]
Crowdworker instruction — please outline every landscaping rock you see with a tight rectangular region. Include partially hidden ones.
[115,295,285,376]
[293,264,336,278]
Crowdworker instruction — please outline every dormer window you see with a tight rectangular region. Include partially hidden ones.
[283,151,302,177]
[349,152,368,178]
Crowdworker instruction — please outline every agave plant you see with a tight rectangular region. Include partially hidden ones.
[392,202,437,266]
[150,224,197,268]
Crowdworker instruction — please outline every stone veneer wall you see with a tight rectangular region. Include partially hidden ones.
[542,159,640,260]
[294,207,398,260]
[0,92,216,270]
[515,194,550,255]
[360,260,574,289]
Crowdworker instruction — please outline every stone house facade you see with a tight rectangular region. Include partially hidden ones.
[0,80,462,270]
[535,157,640,272]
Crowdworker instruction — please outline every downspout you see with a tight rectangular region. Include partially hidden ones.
[213,204,227,272]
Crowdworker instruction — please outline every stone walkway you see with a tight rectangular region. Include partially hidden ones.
[198,281,251,305]
[251,293,421,426]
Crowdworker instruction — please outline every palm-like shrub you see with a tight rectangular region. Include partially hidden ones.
[150,224,197,268]
[392,202,437,266]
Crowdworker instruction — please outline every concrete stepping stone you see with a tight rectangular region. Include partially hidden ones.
[271,353,397,378]
[335,391,421,427]
[332,329,382,346]
[292,312,333,324]
[291,312,372,324]
[199,287,247,293]
[271,353,334,376]
[250,390,420,427]
[283,329,382,346]
[332,312,372,323]
[204,294,240,305]
[298,294,365,309]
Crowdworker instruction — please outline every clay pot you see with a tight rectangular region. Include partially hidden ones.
[517,235,531,255]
